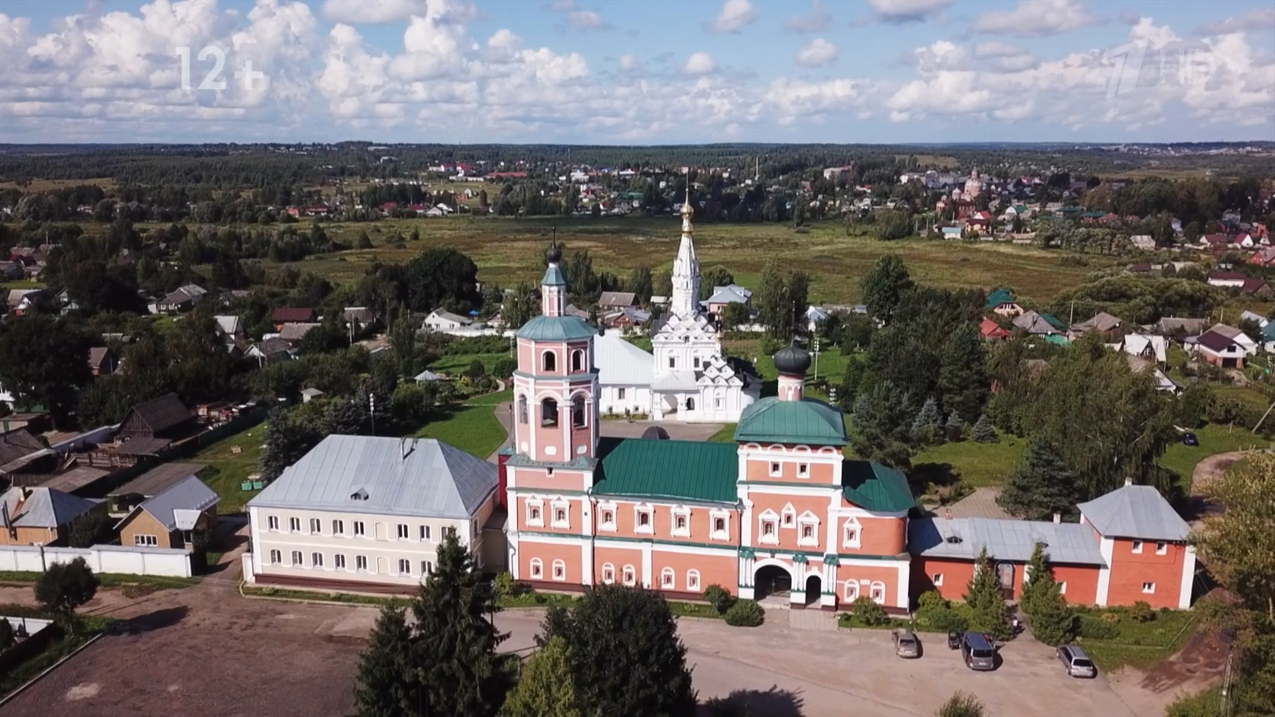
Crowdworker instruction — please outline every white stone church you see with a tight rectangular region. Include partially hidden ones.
[595,201,760,422]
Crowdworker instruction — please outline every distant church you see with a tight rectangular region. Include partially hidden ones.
[593,197,760,422]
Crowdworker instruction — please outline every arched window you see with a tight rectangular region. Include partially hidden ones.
[517,395,528,424]
[571,349,584,372]
[529,558,543,579]
[622,565,636,586]
[601,563,615,584]
[541,398,558,427]
[660,567,675,589]
[870,581,886,604]
[542,351,556,372]
[552,559,566,581]
[686,570,701,591]
[844,580,860,602]
[572,394,586,428]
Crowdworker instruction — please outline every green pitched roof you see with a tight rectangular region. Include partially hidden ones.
[594,439,738,503]
[517,315,597,341]
[1040,312,1066,330]
[985,289,1014,309]
[841,461,914,513]
[734,397,847,446]
[542,264,566,287]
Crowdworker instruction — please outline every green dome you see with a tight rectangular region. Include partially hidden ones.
[734,396,847,446]
[517,315,598,341]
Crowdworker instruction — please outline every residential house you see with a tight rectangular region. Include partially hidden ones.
[0,486,100,546]
[5,289,50,316]
[246,338,296,366]
[115,474,219,551]
[940,224,964,240]
[1249,248,1275,267]
[601,308,651,331]
[423,309,473,331]
[1117,334,1168,364]
[1239,311,1268,329]
[704,285,753,316]
[1262,323,1275,354]
[413,370,442,383]
[1012,310,1065,336]
[214,316,245,345]
[1129,235,1156,251]
[279,322,321,346]
[1125,354,1181,394]
[300,388,325,403]
[245,435,500,588]
[115,394,194,457]
[1198,234,1231,251]
[1242,277,1273,297]
[1153,317,1209,337]
[155,284,208,314]
[985,289,1023,317]
[107,463,207,516]
[979,318,1010,341]
[1069,311,1124,340]
[1191,324,1257,368]
[649,295,669,307]
[271,308,315,331]
[0,428,48,476]
[87,347,118,376]
[597,292,639,311]
[1206,271,1248,289]
[342,307,377,330]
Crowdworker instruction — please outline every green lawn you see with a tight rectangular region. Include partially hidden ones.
[1158,422,1269,492]
[189,421,267,514]
[912,433,1028,488]
[0,278,44,290]
[429,351,512,376]
[708,424,737,443]
[1074,607,1197,672]
[416,389,512,458]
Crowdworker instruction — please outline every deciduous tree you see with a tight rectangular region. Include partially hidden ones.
[860,255,912,323]
[34,557,99,627]
[499,637,580,717]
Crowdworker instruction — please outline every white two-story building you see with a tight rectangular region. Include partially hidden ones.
[244,435,500,589]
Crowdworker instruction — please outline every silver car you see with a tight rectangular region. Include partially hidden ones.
[1057,645,1097,678]
[892,628,920,658]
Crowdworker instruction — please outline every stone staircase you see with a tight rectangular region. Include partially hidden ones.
[787,608,840,632]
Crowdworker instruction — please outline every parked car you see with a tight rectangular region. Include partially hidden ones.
[960,631,997,671]
[947,630,961,650]
[892,628,920,658]
[1057,645,1097,678]
[1182,432,1199,446]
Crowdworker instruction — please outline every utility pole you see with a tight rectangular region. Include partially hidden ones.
[368,393,376,437]
[813,337,821,382]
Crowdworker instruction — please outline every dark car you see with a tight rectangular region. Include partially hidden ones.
[1182,432,1199,446]
[947,630,961,650]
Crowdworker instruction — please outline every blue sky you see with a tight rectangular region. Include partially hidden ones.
[1,0,1272,144]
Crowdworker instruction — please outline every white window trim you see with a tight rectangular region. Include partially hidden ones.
[686,570,701,592]
[622,564,637,586]
[768,461,782,477]
[291,551,303,567]
[797,462,810,478]
[267,516,279,531]
[1058,581,1067,595]
[709,509,731,541]
[398,559,412,576]
[598,502,617,532]
[332,519,344,536]
[355,555,368,572]
[529,558,544,579]
[310,518,321,535]
[670,506,691,538]
[353,521,366,537]
[420,524,431,541]
[660,567,675,589]
[634,504,655,535]
[797,511,821,547]
[526,499,545,528]
[1155,541,1168,555]
[269,549,281,565]
[396,523,409,540]
[601,563,615,584]
[1131,540,1143,554]
[757,509,779,545]
[843,580,860,601]
[289,517,301,533]
[781,504,796,528]
[842,518,862,549]
[869,581,887,605]
[311,552,324,569]
[334,554,346,570]
[552,559,567,581]
[1142,582,1156,594]
[551,499,571,529]
[932,573,944,587]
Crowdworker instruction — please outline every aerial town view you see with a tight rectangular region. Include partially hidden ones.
[0,0,1272,716]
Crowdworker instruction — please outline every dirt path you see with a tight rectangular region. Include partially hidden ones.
[1187,450,1249,524]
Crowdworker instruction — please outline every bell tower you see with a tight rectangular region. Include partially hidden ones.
[669,187,701,319]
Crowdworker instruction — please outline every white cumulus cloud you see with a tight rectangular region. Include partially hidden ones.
[973,0,1102,37]
[704,0,756,34]
[685,52,718,75]
[795,38,837,67]
[785,0,832,33]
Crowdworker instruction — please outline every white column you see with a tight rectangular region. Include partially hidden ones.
[247,507,262,579]
[1096,537,1114,607]
[1179,545,1197,609]
[641,541,653,587]
[895,560,911,611]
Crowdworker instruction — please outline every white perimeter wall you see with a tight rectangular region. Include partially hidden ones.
[0,545,192,578]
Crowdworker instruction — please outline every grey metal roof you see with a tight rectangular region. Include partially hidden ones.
[248,435,497,519]
[1077,484,1190,541]
[125,475,220,532]
[706,285,751,305]
[1,487,98,529]
[908,516,1106,566]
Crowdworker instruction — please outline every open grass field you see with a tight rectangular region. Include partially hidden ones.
[912,433,1028,488]
[123,215,1106,305]
[1158,422,1269,490]
[189,421,266,514]
[0,177,117,192]
[415,389,511,459]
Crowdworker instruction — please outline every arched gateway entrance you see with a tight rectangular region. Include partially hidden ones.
[754,564,792,600]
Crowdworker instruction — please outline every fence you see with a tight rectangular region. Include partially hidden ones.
[0,544,192,578]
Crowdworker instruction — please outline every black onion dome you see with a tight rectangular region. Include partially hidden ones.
[547,243,562,264]
[772,341,811,376]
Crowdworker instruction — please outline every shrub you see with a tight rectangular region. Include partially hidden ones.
[925,608,970,633]
[937,692,986,717]
[1077,614,1120,640]
[723,599,764,627]
[0,619,13,650]
[851,596,890,627]
[917,590,948,613]
[1127,601,1156,623]
[703,584,735,615]
[493,572,522,599]
[703,696,748,717]
[1100,611,1122,624]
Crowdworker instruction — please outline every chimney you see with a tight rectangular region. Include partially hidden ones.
[944,508,953,520]
[1053,512,1061,524]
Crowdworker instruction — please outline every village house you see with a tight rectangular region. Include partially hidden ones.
[244,435,500,588]
[115,474,219,551]
[278,322,321,346]
[246,338,296,366]
[0,486,101,546]
[87,347,118,376]
[271,307,316,331]
[422,308,473,331]
[214,316,245,345]
[704,284,753,316]
[114,394,195,459]
[979,318,1010,341]
[1190,324,1257,368]
[985,289,1023,317]
[1206,271,1248,289]
[1012,310,1065,336]
[596,292,640,311]
[1069,311,1124,340]
[155,284,207,314]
